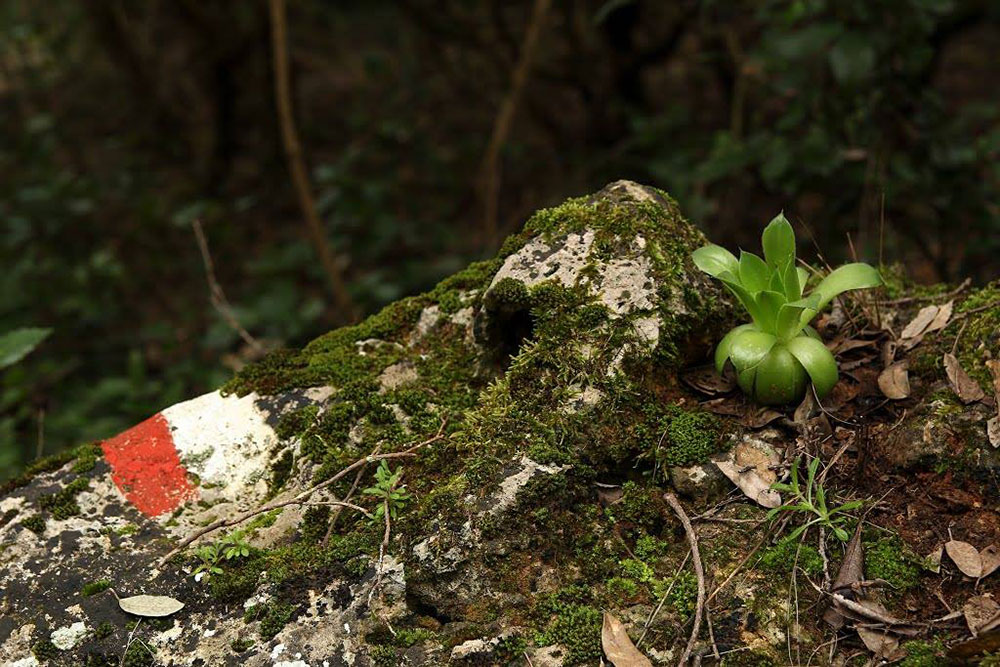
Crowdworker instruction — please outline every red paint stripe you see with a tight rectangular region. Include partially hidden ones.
[101,413,195,517]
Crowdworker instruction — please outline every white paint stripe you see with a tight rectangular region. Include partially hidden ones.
[162,391,277,496]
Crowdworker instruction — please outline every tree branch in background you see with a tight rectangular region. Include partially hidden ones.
[269,0,358,321]
[192,219,264,355]
[477,0,552,249]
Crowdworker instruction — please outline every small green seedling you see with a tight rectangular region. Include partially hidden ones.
[192,543,224,578]
[363,460,411,522]
[191,529,252,579]
[692,213,881,405]
[767,457,862,541]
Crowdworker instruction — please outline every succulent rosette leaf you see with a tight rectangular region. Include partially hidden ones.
[692,213,881,405]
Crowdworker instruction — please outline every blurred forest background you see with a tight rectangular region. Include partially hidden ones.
[2,0,999,478]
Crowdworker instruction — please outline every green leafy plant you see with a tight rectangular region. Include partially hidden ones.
[192,543,224,578]
[191,529,252,578]
[363,460,411,522]
[219,528,252,560]
[766,457,862,542]
[692,214,881,405]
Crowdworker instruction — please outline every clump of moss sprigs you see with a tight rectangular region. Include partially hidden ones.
[652,570,698,621]
[899,639,946,666]
[71,443,102,474]
[950,283,1000,390]
[245,600,297,640]
[1,441,103,496]
[21,514,46,534]
[221,296,429,397]
[368,644,400,667]
[758,538,824,577]
[230,637,254,653]
[660,406,723,467]
[865,536,923,591]
[32,639,59,660]
[534,590,603,665]
[393,627,436,648]
[269,450,294,494]
[606,481,665,532]
[38,475,90,520]
[121,640,155,667]
[95,622,115,639]
[81,578,111,597]
[300,505,331,543]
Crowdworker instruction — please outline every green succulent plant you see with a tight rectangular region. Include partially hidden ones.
[691,214,881,405]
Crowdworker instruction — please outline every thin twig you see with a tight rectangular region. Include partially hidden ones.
[321,454,372,548]
[298,500,373,518]
[477,0,552,247]
[705,604,720,660]
[664,492,705,666]
[269,0,356,319]
[951,317,970,356]
[818,526,831,591]
[192,219,263,354]
[156,422,446,569]
[367,496,396,635]
[119,619,142,667]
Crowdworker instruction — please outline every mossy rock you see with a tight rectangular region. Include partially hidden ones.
[0,182,771,666]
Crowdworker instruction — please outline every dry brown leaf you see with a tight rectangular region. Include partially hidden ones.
[878,361,910,400]
[944,353,986,404]
[986,359,1000,398]
[832,338,878,354]
[714,439,781,508]
[118,593,185,617]
[989,418,1000,450]
[794,390,819,425]
[946,540,983,578]
[857,627,900,657]
[901,305,939,339]
[825,524,864,630]
[926,300,954,333]
[745,408,783,429]
[602,612,652,667]
[833,524,865,594]
[925,545,943,574]
[963,595,1000,635]
[980,545,1000,579]
[682,365,736,396]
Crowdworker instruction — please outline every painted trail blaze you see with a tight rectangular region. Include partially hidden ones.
[101,413,195,516]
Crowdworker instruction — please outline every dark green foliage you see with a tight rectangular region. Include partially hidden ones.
[899,639,946,667]
[21,514,45,534]
[38,475,90,520]
[665,409,722,466]
[81,578,111,596]
[269,450,294,494]
[300,505,331,543]
[231,637,254,653]
[246,601,297,640]
[865,536,923,591]
[758,538,824,577]
[32,639,58,660]
[121,640,155,667]
[534,594,603,665]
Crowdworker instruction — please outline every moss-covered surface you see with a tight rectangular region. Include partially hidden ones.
[4,183,994,665]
